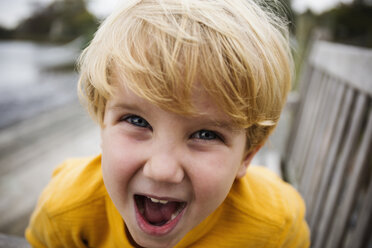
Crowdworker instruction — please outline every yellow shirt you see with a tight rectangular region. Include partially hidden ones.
[25,155,310,247]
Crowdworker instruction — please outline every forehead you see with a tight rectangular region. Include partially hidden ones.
[108,72,235,127]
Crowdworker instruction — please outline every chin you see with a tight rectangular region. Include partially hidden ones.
[131,233,181,248]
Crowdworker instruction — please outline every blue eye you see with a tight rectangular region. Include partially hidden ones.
[123,115,151,129]
[192,130,220,140]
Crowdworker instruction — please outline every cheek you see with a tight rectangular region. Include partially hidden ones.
[190,151,241,206]
[101,130,145,191]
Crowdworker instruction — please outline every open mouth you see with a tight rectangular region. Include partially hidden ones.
[134,194,187,235]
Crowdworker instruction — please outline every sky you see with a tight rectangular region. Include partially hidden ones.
[0,0,355,29]
[292,0,353,13]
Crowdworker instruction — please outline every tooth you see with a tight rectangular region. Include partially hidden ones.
[159,200,168,204]
[171,212,177,220]
[150,197,160,203]
[170,206,183,221]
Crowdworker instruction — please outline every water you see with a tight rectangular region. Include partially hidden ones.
[0,40,81,129]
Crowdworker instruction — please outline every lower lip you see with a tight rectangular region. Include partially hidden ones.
[134,201,186,236]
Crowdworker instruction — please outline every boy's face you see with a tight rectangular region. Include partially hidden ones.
[101,76,255,248]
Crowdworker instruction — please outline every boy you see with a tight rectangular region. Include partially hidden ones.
[26,0,310,247]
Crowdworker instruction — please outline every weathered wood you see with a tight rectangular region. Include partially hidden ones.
[0,233,29,248]
[284,40,372,248]
[0,102,100,235]
[300,75,332,198]
[328,106,372,247]
[284,63,313,168]
[292,70,323,181]
[346,170,372,248]
[309,88,354,230]
[298,72,327,183]
[285,64,314,184]
[314,94,368,248]
[286,67,320,184]
[305,81,345,214]
[309,41,372,95]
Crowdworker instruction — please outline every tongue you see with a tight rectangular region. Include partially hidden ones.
[144,198,178,224]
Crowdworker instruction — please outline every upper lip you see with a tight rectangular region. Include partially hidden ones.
[135,193,186,203]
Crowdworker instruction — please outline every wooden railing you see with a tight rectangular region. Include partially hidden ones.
[283,41,372,248]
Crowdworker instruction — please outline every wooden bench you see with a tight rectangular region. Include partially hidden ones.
[283,40,372,248]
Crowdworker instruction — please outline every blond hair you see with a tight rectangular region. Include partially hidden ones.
[78,0,292,152]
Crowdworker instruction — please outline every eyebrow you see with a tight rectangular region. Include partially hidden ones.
[108,102,240,132]
[186,116,239,133]
[108,102,143,112]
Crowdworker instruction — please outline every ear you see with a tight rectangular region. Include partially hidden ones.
[100,123,106,149]
[236,145,262,179]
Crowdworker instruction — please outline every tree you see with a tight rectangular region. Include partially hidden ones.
[14,0,98,43]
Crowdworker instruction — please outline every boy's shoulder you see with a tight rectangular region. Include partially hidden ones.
[234,165,305,208]
[235,165,307,223]
[26,155,114,247]
[222,166,309,246]
[38,155,107,217]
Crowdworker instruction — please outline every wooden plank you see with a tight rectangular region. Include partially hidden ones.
[283,40,372,248]
[305,80,345,216]
[291,69,321,177]
[302,76,335,199]
[298,71,327,184]
[300,75,333,198]
[310,41,372,95]
[0,233,30,248]
[309,88,353,231]
[328,106,372,247]
[346,160,372,248]
[288,69,322,184]
[284,63,314,178]
[313,94,368,248]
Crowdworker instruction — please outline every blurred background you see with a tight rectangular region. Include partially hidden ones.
[0,0,371,245]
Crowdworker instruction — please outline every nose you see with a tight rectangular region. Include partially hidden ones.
[143,152,184,184]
